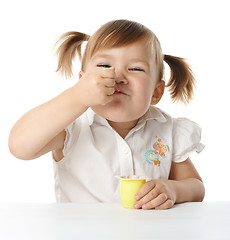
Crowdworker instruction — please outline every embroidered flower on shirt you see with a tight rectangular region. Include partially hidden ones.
[145,136,170,166]
[145,150,159,166]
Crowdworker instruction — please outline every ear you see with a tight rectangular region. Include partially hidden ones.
[151,80,165,105]
[79,71,84,79]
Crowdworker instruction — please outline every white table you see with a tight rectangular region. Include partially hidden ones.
[0,202,229,240]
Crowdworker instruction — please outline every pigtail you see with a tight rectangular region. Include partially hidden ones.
[55,31,90,78]
[164,55,196,104]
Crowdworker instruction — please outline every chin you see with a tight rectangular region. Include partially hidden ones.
[103,109,143,124]
[104,111,132,122]
[93,107,129,122]
[106,115,133,123]
[91,103,146,123]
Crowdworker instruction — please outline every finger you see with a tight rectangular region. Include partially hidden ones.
[141,193,168,210]
[135,181,156,201]
[106,87,115,96]
[99,67,116,79]
[100,95,114,106]
[105,78,116,88]
[135,189,159,209]
[155,199,174,210]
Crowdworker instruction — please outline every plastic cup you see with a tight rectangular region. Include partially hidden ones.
[118,176,146,209]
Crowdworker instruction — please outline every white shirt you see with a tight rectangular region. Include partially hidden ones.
[53,106,204,203]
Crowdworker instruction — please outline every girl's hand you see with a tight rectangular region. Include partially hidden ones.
[74,67,116,108]
[134,179,177,210]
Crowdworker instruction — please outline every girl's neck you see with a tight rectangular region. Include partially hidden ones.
[107,119,138,138]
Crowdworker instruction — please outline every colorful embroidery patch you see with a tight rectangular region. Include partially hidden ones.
[145,136,170,166]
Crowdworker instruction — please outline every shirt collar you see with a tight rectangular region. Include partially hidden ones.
[137,106,167,125]
[87,108,109,126]
[87,106,167,127]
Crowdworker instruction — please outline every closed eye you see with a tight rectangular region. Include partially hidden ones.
[128,67,144,72]
[97,64,111,68]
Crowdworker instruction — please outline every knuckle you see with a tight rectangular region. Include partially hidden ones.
[158,182,165,189]
[157,183,167,194]
[154,194,167,208]
[167,200,174,208]
[146,181,155,190]
[150,191,156,198]
[162,193,168,200]
[109,79,115,86]
[142,201,153,210]
[108,88,115,95]
[163,200,174,210]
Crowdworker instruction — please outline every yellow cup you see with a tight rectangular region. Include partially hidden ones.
[119,177,146,209]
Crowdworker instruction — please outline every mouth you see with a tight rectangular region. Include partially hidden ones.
[114,88,127,95]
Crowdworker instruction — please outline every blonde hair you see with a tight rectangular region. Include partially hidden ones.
[55,19,195,104]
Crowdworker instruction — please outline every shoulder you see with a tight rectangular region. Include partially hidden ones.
[153,107,204,150]
[172,117,204,162]
[172,117,202,136]
[53,110,90,162]
[147,106,173,125]
[148,106,201,130]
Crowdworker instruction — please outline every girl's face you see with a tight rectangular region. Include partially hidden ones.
[84,39,164,125]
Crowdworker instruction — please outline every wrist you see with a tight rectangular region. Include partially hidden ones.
[169,178,205,204]
[70,84,89,112]
[167,180,178,204]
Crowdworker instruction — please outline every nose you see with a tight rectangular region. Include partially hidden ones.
[114,69,128,84]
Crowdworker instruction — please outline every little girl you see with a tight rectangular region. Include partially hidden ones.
[9,19,205,210]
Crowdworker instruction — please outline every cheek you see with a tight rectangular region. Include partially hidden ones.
[133,77,154,101]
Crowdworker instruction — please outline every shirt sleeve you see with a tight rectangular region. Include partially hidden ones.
[172,118,205,163]
[62,120,80,158]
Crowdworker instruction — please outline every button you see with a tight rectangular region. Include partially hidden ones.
[123,147,130,155]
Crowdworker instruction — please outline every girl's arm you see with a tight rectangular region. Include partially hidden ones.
[134,158,205,210]
[8,68,116,160]
[168,158,205,203]
[8,86,88,160]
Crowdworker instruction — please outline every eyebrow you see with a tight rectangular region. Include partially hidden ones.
[130,58,149,65]
[92,54,150,66]
[92,54,111,60]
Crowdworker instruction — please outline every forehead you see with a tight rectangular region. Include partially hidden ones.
[92,39,155,62]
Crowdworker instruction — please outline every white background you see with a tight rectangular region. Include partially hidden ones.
[1,0,229,203]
